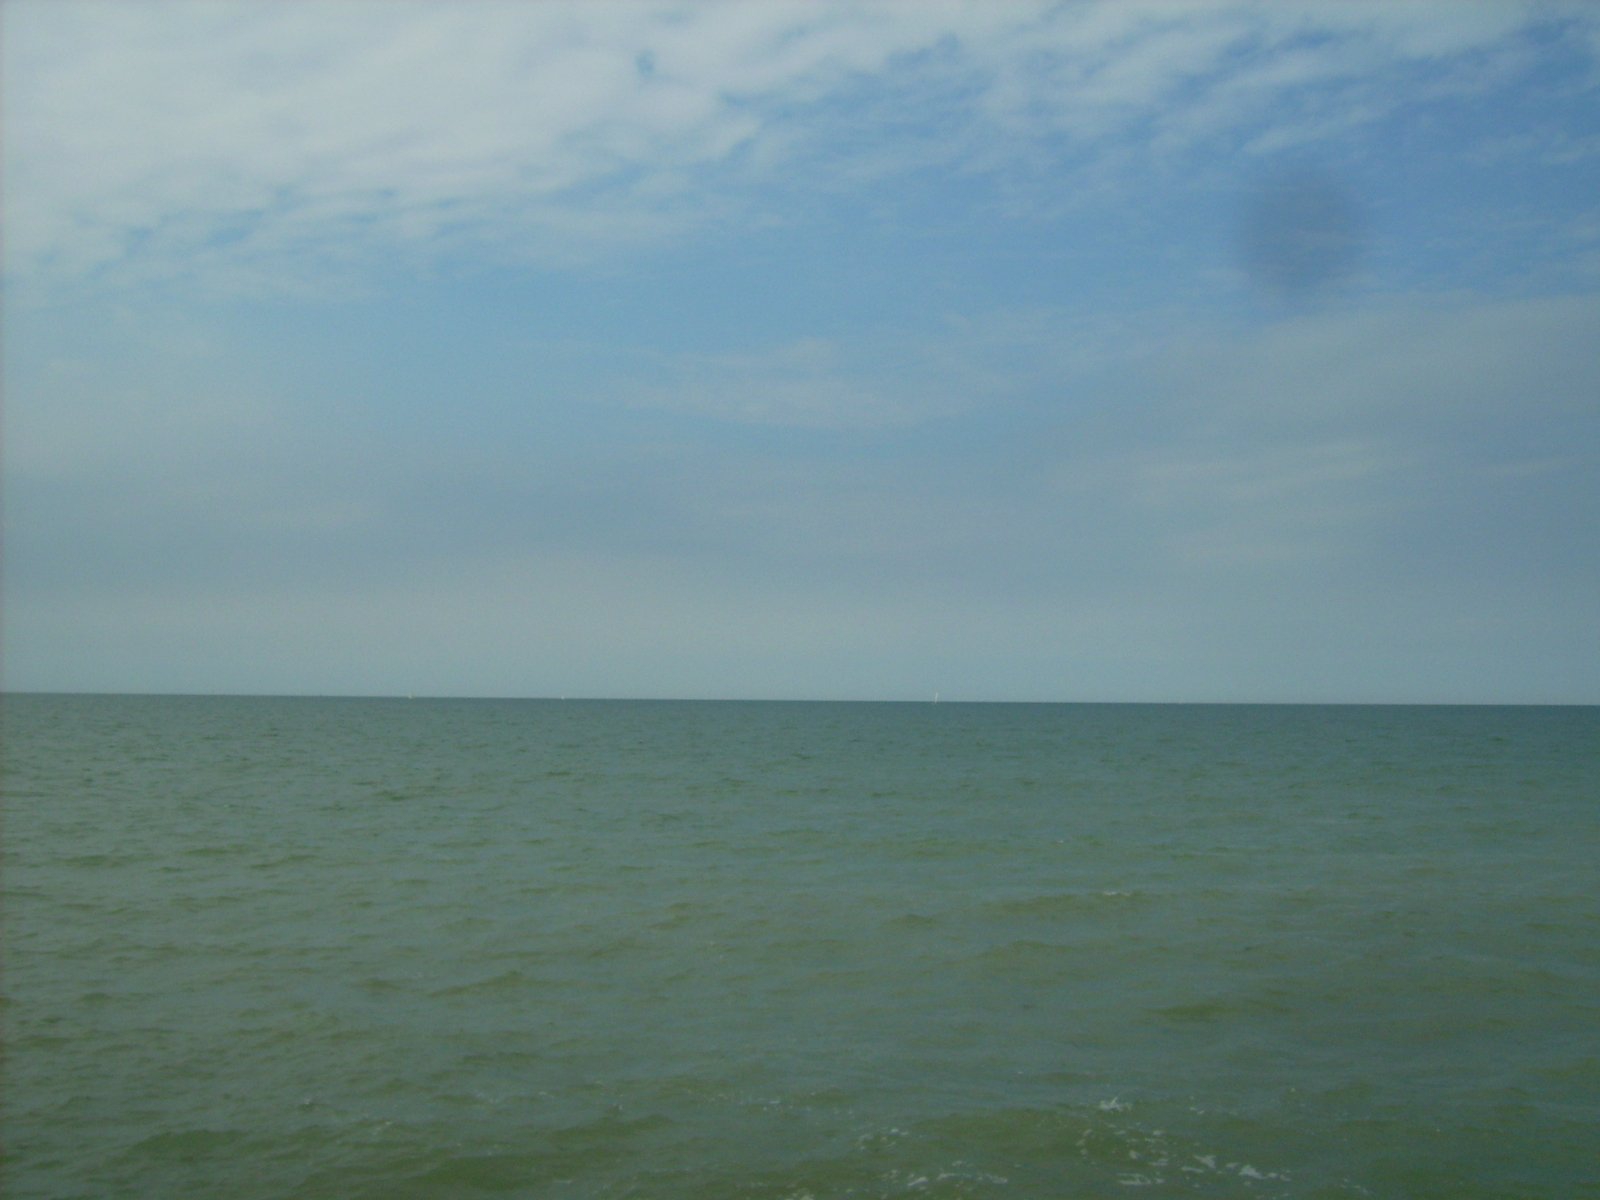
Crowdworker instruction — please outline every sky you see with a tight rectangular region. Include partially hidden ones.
[2,0,1597,703]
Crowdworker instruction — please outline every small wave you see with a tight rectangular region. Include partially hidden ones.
[124,1127,245,1159]
[427,968,541,997]
[1151,993,1292,1023]
[402,1151,556,1194]
[177,843,254,858]
[911,1100,1295,1193]
[952,939,1079,981]
[56,852,139,868]
[247,851,318,870]
[646,902,706,931]
[368,787,419,802]
[984,890,1147,918]
[883,911,942,930]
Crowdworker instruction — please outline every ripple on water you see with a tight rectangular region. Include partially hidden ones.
[2,696,1593,1199]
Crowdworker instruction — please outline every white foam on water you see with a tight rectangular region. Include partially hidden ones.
[895,1165,1009,1192]
[1234,1162,1287,1180]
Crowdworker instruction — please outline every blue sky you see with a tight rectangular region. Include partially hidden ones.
[3,0,1597,702]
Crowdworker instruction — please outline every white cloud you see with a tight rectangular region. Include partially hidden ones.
[4,0,1589,296]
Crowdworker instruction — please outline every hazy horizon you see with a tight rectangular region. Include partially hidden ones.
[4,1,1597,705]
[4,691,1592,709]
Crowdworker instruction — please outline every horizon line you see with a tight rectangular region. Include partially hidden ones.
[2,690,1594,708]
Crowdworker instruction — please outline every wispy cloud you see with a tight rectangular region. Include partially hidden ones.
[6,1,1592,296]
[3,2,1596,701]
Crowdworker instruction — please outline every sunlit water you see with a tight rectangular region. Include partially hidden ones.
[3,696,1595,1198]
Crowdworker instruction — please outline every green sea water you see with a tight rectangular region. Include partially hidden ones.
[2,696,1596,1198]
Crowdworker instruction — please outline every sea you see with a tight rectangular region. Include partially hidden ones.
[2,695,1595,1199]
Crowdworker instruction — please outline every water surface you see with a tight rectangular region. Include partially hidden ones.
[3,696,1596,1197]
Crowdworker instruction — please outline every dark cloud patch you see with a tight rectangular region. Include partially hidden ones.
[1236,167,1366,299]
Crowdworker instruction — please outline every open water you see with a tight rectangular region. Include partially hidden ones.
[2,695,1596,1198]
